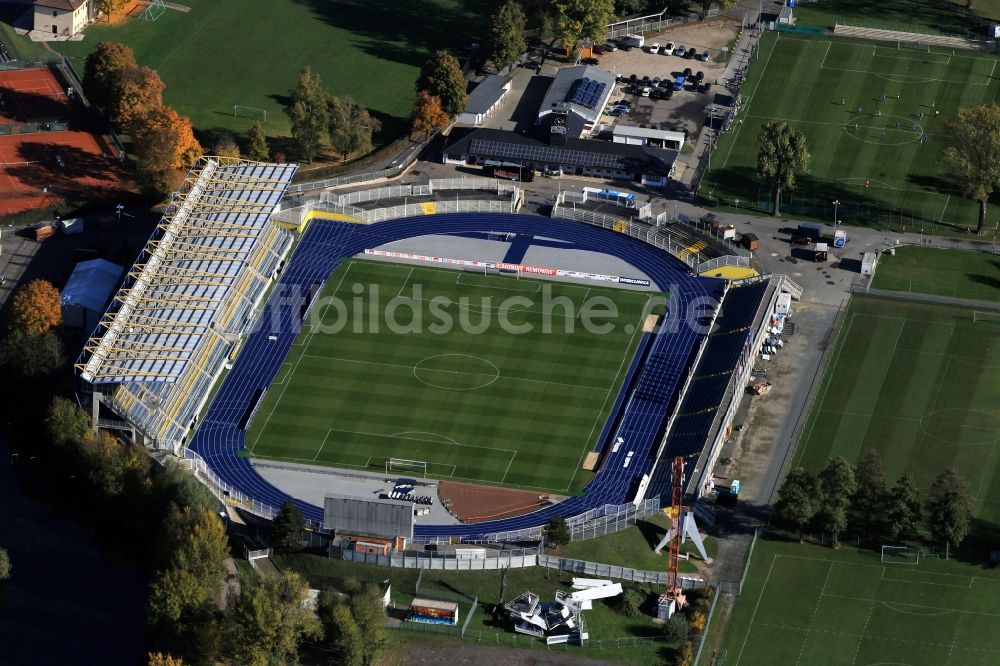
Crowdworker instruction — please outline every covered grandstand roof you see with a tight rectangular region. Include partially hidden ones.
[78,157,297,384]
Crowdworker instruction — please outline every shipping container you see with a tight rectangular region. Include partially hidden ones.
[861,251,878,275]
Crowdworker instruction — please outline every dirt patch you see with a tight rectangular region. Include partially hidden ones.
[438,480,561,523]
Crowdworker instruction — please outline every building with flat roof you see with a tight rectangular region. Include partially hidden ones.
[537,65,616,137]
[612,125,686,150]
[443,127,678,187]
[457,75,512,126]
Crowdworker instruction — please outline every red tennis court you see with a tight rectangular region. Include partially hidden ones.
[0,66,130,214]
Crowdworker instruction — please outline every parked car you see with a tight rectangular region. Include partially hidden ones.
[641,86,652,97]
[674,44,686,55]
[649,42,660,53]
[629,74,638,83]
[604,43,618,51]
[582,57,600,65]
[701,50,711,61]
[686,47,697,59]
[652,77,661,85]
[521,61,540,70]
[664,41,675,53]
[683,67,692,77]
[695,71,704,82]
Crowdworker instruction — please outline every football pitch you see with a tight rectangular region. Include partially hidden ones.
[795,296,1000,529]
[870,246,1000,302]
[52,0,485,138]
[703,32,1000,230]
[246,260,656,493]
[713,537,1000,666]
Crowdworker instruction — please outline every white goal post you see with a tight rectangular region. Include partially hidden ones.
[973,310,1000,325]
[386,458,427,478]
[234,105,267,121]
[881,545,919,564]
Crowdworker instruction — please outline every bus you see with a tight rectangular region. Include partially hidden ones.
[483,161,534,182]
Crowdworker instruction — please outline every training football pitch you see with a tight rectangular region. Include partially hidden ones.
[246,260,655,493]
[795,296,1000,529]
[702,32,1000,230]
[52,0,485,138]
[870,246,1000,302]
[712,537,1000,666]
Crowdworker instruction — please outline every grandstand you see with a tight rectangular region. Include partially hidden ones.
[76,157,297,453]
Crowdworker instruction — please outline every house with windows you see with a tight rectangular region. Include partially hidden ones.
[33,0,93,37]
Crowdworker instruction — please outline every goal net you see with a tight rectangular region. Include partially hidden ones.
[234,105,268,121]
[881,545,919,564]
[386,458,427,478]
[139,0,166,21]
[973,310,1000,327]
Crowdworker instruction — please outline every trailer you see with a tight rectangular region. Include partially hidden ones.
[813,242,828,262]
[740,233,759,251]
[833,228,848,248]
[622,34,644,48]
[861,251,878,276]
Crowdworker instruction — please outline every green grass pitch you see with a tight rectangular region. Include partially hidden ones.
[871,246,1000,302]
[52,0,486,138]
[795,296,1000,530]
[711,537,1000,666]
[703,31,1000,231]
[246,260,655,493]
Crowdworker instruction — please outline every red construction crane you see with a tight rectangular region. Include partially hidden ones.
[665,455,685,602]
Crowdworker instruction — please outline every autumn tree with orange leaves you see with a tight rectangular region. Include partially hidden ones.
[134,108,203,198]
[147,653,183,666]
[111,66,165,134]
[411,91,451,139]
[7,279,61,334]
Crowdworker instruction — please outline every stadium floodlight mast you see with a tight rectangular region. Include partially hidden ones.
[833,199,841,226]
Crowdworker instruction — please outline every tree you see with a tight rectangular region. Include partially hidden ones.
[211,134,240,159]
[925,468,973,559]
[162,505,229,595]
[147,568,206,625]
[696,0,737,19]
[322,602,363,666]
[552,0,616,52]
[411,91,452,139]
[246,122,269,161]
[416,51,468,117]
[45,397,91,449]
[83,41,137,115]
[134,107,203,199]
[664,613,690,644]
[96,0,127,19]
[351,585,386,666]
[942,103,1000,235]
[138,105,203,169]
[816,457,856,548]
[851,449,890,539]
[543,515,570,546]
[489,1,528,71]
[0,330,64,378]
[328,96,381,161]
[111,66,165,133]
[756,120,810,217]
[774,467,818,542]
[886,473,923,541]
[618,586,646,617]
[80,429,151,497]
[0,547,10,581]
[225,570,320,666]
[271,500,305,552]
[148,653,183,666]
[7,279,61,334]
[285,67,329,163]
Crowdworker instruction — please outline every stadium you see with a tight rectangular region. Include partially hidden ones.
[76,156,797,543]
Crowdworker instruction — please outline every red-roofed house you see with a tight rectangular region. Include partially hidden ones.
[33,0,92,37]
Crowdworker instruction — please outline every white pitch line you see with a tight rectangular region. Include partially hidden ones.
[396,266,415,298]
[938,194,950,224]
[500,451,518,484]
[735,556,780,666]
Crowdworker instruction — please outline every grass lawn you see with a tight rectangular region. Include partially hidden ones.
[247,259,653,494]
[274,552,680,664]
[552,510,717,575]
[795,296,1000,534]
[701,31,1000,232]
[49,0,487,140]
[705,535,1000,666]
[870,246,1000,302]
[792,0,1000,37]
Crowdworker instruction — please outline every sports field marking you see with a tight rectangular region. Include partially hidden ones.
[880,567,974,589]
[300,353,613,392]
[735,556,779,665]
[395,266,415,298]
[248,263,355,452]
[500,451,517,484]
[455,271,542,293]
[938,194,950,224]
[852,316,905,461]
[795,562,834,665]
[413,353,500,391]
[849,601,875,666]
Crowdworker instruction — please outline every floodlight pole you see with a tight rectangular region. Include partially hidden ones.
[833,199,840,226]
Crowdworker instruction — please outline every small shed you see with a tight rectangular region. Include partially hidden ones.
[813,242,829,262]
[61,258,123,332]
[740,233,759,251]
[457,75,512,126]
[408,598,460,625]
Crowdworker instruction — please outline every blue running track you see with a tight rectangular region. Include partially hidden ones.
[189,214,720,539]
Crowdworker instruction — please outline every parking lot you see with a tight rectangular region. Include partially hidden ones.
[592,18,739,138]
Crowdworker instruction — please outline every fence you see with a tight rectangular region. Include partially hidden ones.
[605,8,720,41]
[536,554,709,587]
[0,120,69,135]
[338,546,541,570]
